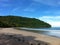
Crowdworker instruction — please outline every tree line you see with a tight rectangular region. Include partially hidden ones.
[0,16,51,28]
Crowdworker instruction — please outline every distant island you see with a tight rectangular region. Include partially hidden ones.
[0,16,51,28]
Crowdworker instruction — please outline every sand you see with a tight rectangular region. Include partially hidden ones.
[0,28,60,45]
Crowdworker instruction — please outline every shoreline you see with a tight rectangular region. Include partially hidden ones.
[15,28,60,38]
[0,28,60,45]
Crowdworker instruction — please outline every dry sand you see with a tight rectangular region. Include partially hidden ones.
[0,28,60,45]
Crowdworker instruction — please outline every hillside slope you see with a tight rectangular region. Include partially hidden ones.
[0,16,51,28]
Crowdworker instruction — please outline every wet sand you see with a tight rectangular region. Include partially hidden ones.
[0,28,60,45]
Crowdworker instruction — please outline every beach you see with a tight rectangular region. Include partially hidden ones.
[0,28,60,45]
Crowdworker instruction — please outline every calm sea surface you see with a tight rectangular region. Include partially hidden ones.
[20,27,60,38]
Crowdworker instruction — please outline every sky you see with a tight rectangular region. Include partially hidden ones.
[0,0,60,27]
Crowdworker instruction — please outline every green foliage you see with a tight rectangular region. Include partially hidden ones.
[0,16,51,28]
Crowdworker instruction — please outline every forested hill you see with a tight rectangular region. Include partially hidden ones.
[0,16,51,28]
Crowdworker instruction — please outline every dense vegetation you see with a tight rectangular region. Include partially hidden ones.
[0,16,51,28]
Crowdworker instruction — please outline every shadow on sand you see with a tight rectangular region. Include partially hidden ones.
[0,33,50,45]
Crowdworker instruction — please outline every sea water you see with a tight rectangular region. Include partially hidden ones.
[20,27,60,38]
[38,27,60,38]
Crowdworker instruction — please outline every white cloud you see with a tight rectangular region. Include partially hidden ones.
[23,3,36,12]
[7,1,36,13]
[44,10,60,15]
[10,7,21,14]
[33,0,60,6]
[24,8,35,12]
[48,22,60,27]
[12,7,19,12]
[39,16,60,27]
[40,16,60,19]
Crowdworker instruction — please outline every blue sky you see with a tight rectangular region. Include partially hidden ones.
[0,0,60,27]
